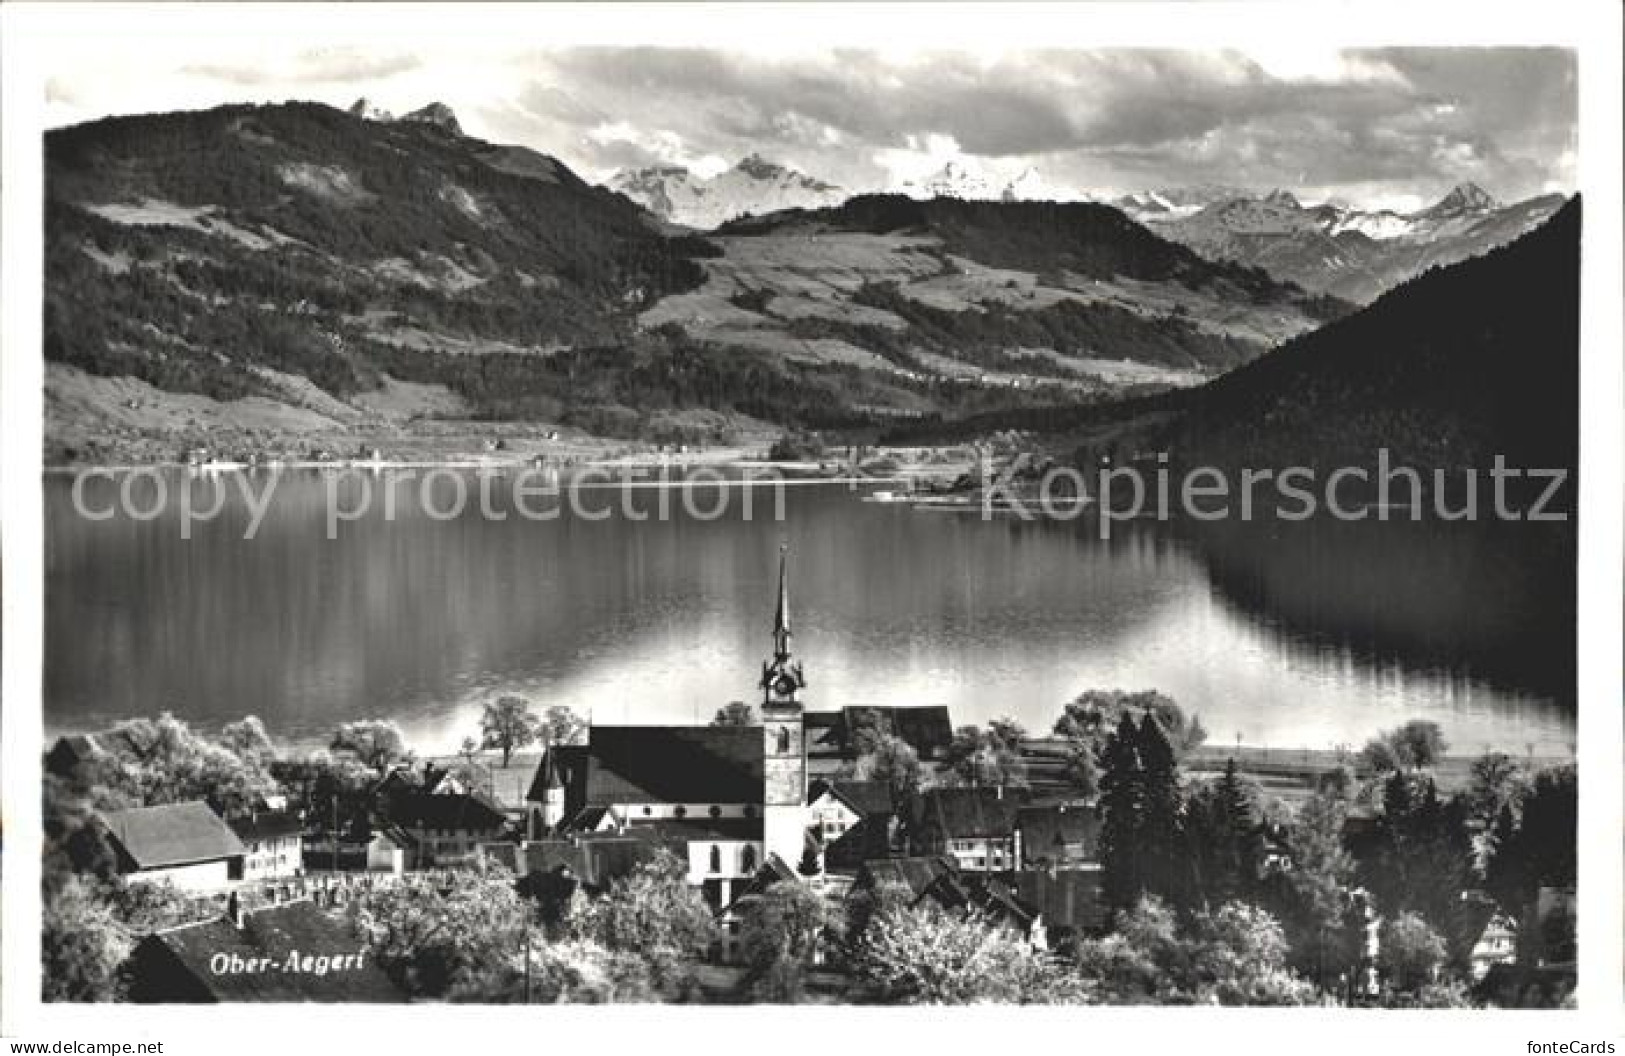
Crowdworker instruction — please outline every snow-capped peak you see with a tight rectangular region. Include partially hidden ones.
[606,156,845,229]
[1414,182,1499,219]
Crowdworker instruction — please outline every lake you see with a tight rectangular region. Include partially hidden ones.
[44,467,1576,757]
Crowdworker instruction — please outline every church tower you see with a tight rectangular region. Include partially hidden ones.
[760,545,808,868]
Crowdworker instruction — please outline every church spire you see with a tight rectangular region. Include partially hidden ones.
[761,543,805,707]
[773,543,791,660]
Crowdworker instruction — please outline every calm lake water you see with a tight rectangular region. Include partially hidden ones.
[44,468,1576,755]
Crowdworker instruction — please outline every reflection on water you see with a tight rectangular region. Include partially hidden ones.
[44,469,1574,755]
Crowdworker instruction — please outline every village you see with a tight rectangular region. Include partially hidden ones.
[41,550,1577,1006]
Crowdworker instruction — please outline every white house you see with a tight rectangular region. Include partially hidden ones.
[228,810,304,882]
[101,801,245,892]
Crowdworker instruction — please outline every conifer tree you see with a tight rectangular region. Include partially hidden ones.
[1098,712,1146,910]
[1137,713,1186,905]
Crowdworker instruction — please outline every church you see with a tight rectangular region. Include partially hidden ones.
[526,546,823,949]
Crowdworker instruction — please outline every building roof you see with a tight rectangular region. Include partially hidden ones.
[228,810,303,843]
[522,836,663,889]
[102,802,245,871]
[859,856,959,900]
[823,815,899,874]
[805,707,955,759]
[920,786,1029,840]
[1016,804,1100,861]
[387,792,506,832]
[526,743,589,804]
[808,779,895,818]
[129,900,405,1003]
[1013,869,1107,934]
[582,726,763,806]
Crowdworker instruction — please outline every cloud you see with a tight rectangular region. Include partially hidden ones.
[48,44,1577,206]
[184,48,421,87]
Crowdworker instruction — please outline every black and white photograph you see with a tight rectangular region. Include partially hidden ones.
[1,0,1621,1043]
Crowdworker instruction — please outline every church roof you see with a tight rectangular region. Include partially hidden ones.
[526,743,589,804]
[582,726,764,806]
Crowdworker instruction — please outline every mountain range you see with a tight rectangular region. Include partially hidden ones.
[607,152,1562,306]
[39,98,1574,466]
[1134,181,1566,304]
[610,156,846,230]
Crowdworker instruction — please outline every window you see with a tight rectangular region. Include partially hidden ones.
[776,727,791,753]
[709,805,723,819]
[641,806,652,816]
[709,845,722,873]
[741,845,757,872]
[673,805,687,819]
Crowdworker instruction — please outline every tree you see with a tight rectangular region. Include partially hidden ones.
[1187,902,1317,1006]
[92,713,281,817]
[854,903,1085,1004]
[1136,713,1186,905]
[330,719,409,771]
[739,881,833,1002]
[855,734,921,809]
[570,848,717,995]
[1360,720,1447,774]
[1055,689,1206,761]
[1098,712,1147,910]
[1072,896,1313,1005]
[540,705,587,747]
[42,875,132,1002]
[480,696,543,768]
[348,865,530,999]
[1462,751,1527,831]
[944,721,1026,788]
[1355,772,1476,963]
[1485,765,1576,970]
[1275,789,1361,989]
[712,701,758,727]
[218,716,277,765]
[1378,911,1447,993]
[1185,760,1263,909]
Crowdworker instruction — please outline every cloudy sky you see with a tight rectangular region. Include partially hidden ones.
[45,44,1576,210]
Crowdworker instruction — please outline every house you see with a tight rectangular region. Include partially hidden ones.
[364,825,416,874]
[386,793,507,867]
[228,810,304,882]
[519,835,663,894]
[126,899,405,1003]
[805,779,893,842]
[854,856,1041,945]
[803,706,954,768]
[1014,868,1108,946]
[913,786,1029,872]
[1469,911,1519,980]
[101,802,245,892]
[1013,803,1100,869]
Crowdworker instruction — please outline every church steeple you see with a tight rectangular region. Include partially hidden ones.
[760,543,806,708]
[772,544,792,660]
